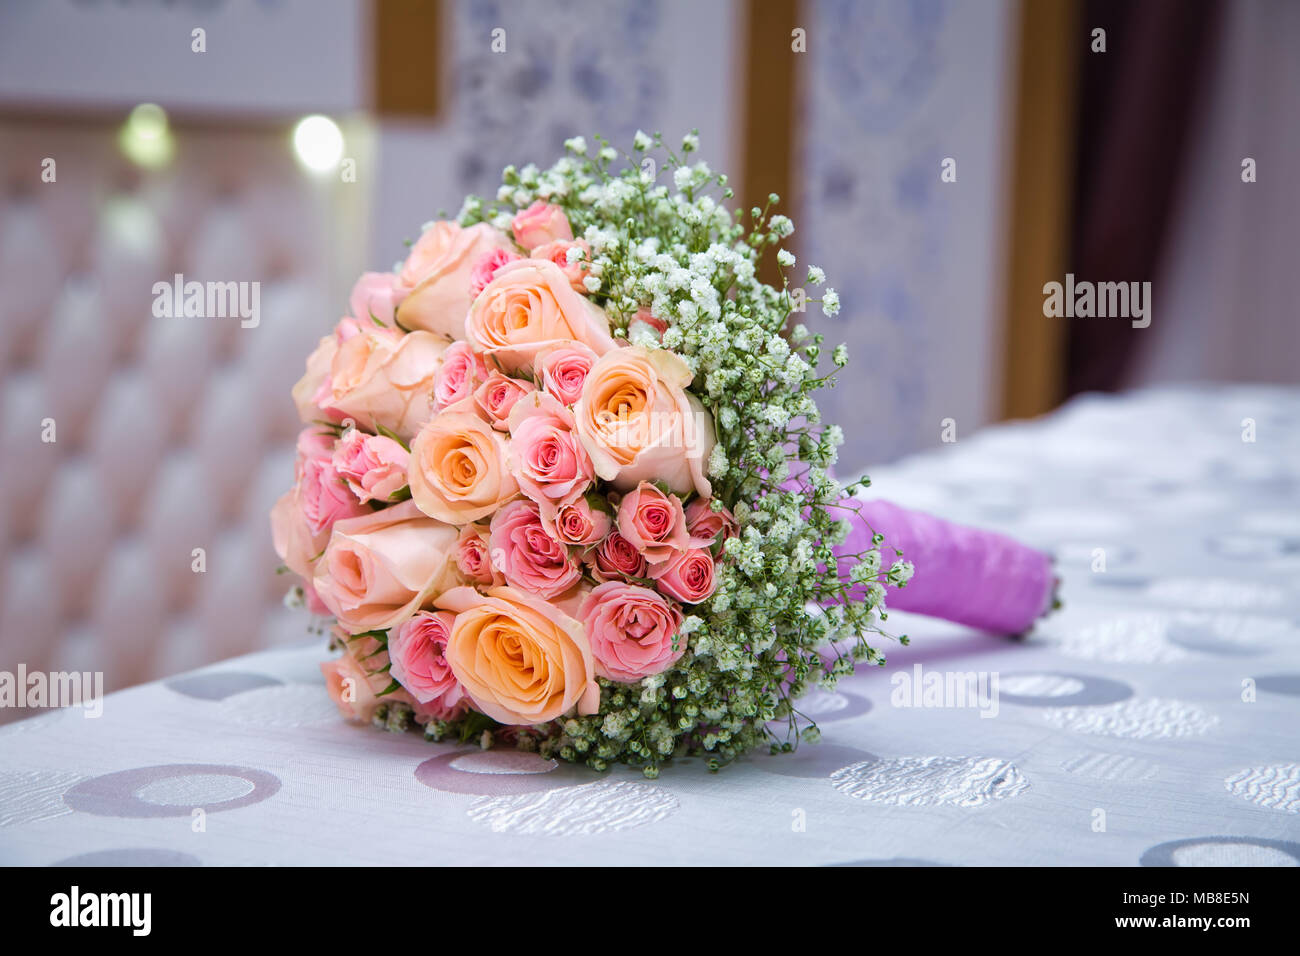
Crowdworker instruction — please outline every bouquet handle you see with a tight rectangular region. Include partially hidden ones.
[834,498,1057,635]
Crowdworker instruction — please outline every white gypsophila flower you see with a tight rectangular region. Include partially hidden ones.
[565,244,584,264]
[806,266,826,285]
[682,131,700,152]
[673,166,693,190]
[564,135,587,154]
[583,275,602,293]
[777,249,796,267]
[633,129,653,151]
[833,343,849,366]
[821,288,840,317]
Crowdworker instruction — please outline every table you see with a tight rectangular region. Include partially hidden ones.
[3,386,1298,866]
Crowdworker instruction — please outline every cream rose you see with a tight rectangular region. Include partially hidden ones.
[326,327,447,440]
[395,221,514,339]
[466,259,615,372]
[436,585,599,724]
[408,409,519,524]
[312,501,460,633]
[573,345,716,497]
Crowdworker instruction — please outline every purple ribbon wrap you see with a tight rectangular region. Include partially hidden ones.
[835,498,1056,635]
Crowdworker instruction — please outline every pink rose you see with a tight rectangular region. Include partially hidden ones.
[332,429,410,503]
[312,501,461,632]
[538,342,597,405]
[542,497,611,547]
[433,340,486,410]
[511,200,573,252]
[628,307,668,342]
[650,548,718,604]
[389,610,468,713]
[467,260,615,373]
[488,499,581,599]
[326,326,448,440]
[685,497,737,547]
[298,455,368,535]
[455,524,502,586]
[529,238,590,291]
[586,531,649,583]
[506,391,594,518]
[617,481,689,564]
[468,247,522,298]
[294,427,335,476]
[396,221,514,338]
[474,370,536,430]
[578,581,685,682]
[349,271,401,328]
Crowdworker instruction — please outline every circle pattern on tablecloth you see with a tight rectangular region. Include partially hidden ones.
[1141,837,1300,867]
[215,684,342,727]
[998,672,1133,708]
[1041,698,1218,740]
[1223,764,1300,813]
[829,755,1029,808]
[416,749,592,795]
[63,764,281,817]
[1059,752,1159,782]
[1254,674,1300,697]
[51,848,202,867]
[164,671,283,700]
[467,780,678,835]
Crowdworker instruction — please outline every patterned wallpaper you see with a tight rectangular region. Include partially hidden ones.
[798,0,1015,473]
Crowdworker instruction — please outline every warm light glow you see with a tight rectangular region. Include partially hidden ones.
[118,103,174,168]
[292,115,344,173]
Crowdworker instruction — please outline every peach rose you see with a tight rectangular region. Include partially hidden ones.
[573,345,715,497]
[292,326,342,425]
[332,429,409,503]
[616,481,690,564]
[349,271,402,328]
[577,581,685,682]
[650,548,718,604]
[488,499,582,599]
[408,409,519,524]
[506,391,594,518]
[466,260,615,372]
[474,370,536,430]
[529,238,590,291]
[327,327,447,441]
[270,486,330,582]
[389,610,467,713]
[321,641,389,723]
[436,585,599,724]
[312,501,461,632]
[396,221,514,339]
[538,341,597,406]
[511,200,573,252]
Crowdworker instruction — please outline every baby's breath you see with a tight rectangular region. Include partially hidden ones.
[456,135,900,775]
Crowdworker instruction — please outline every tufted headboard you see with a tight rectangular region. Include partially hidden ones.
[0,115,369,719]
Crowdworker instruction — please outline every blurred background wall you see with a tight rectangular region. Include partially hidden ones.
[0,0,1296,714]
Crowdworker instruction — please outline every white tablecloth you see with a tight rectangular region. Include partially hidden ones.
[3,386,1299,866]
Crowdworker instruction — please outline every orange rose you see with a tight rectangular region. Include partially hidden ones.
[395,221,514,339]
[573,345,716,497]
[408,409,519,523]
[436,585,599,724]
[466,259,615,372]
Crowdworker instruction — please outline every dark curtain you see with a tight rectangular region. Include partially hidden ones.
[1065,0,1223,396]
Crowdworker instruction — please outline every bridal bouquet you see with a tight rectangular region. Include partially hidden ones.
[273,133,1056,775]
